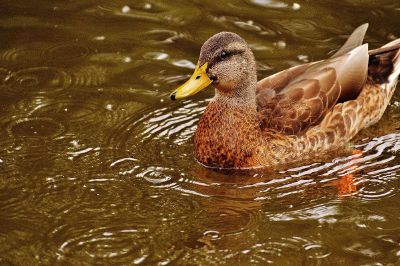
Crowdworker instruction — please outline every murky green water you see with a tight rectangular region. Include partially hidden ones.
[1,0,400,265]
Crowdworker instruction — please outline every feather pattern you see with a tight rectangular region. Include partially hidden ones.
[256,43,369,135]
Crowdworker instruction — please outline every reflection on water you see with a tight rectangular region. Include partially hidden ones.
[1,0,400,265]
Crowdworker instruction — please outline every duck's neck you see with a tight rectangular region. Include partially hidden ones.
[214,69,258,103]
[194,92,262,169]
[214,89,257,105]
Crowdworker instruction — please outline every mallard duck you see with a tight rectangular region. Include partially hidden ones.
[170,24,400,169]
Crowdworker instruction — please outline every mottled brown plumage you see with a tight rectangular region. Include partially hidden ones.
[176,24,400,169]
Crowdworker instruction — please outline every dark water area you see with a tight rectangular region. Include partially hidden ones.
[1,0,400,265]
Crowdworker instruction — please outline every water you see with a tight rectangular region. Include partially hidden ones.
[1,0,400,265]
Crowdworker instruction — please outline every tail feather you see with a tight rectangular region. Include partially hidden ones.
[388,44,400,86]
[332,23,369,58]
[368,39,400,87]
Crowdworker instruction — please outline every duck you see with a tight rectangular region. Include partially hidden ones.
[170,24,400,169]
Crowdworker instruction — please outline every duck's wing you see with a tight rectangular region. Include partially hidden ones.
[256,25,369,135]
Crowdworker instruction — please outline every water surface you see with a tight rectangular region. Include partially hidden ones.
[1,0,400,265]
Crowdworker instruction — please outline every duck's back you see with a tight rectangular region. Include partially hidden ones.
[255,24,400,148]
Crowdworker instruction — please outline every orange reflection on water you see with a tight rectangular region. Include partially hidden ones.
[331,149,363,197]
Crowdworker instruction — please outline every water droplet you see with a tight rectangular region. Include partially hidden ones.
[172,60,196,69]
[121,5,130,13]
[143,52,169,60]
[297,54,309,62]
[276,41,287,49]
[250,0,288,8]
[203,230,221,240]
[105,104,113,111]
[292,3,301,10]
[94,36,105,41]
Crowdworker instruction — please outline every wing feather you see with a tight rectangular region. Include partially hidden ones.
[257,43,369,135]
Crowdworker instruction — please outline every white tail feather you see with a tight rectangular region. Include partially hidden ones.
[388,48,400,86]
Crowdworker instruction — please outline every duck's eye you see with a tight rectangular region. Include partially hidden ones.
[219,50,229,60]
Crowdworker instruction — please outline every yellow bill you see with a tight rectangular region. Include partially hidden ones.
[170,63,212,100]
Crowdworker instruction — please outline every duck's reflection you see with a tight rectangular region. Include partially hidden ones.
[326,149,362,197]
[186,153,362,250]
[186,166,265,250]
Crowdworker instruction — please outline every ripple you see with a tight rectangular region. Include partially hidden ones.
[137,166,176,188]
[200,200,262,235]
[3,67,72,95]
[0,131,63,177]
[41,169,197,264]
[7,117,65,139]
[143,52,169,61]
[143,29,189,44]
[0,137,16,163]
[304,243,332,259]
[52,219,187,265]
[249,237,330,264]
[107,100,206,155]
[2,65,107,98]
[104,100,205,195]
[78,175,143,209]
[354,178,396,200]
[142,101,206,145]
[94,2,200,31]
[41,43,94,64]
[0,67,10,86]
[56,146,189,215]
[234,19,263,32]
[70,65,107,87]
[0,173,30,218]
[28,99,111,127]
[1,47,43,65]
[53,224,152,265]
[342,134,400,201]
[39,172,144,218]
[60,148,200,223]
[0,96,123,157]
[0,44,107,97]
[1,43,94,67]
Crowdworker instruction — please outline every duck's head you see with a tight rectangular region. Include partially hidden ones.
[170,32,257,101]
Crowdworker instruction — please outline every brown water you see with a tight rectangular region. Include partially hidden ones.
[1,0,400,265]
